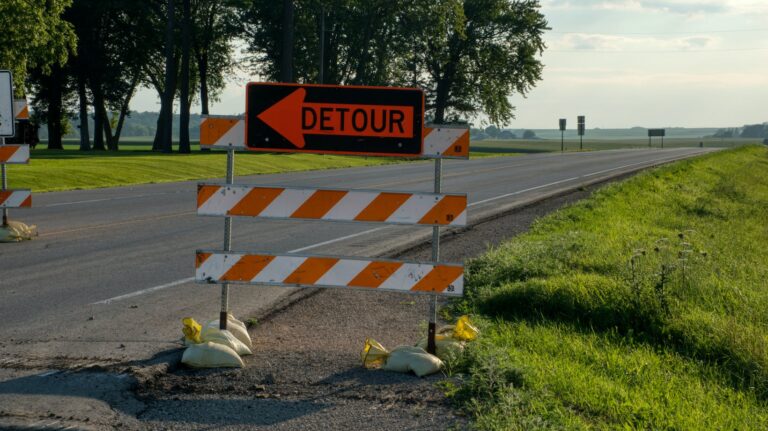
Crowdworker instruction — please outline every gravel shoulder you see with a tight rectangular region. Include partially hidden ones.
[131,184,601,430]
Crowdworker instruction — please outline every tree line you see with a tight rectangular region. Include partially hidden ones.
[0,0,548,152]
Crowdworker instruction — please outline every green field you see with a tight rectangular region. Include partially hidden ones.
[450,146,768,429]
[472,137,759,154]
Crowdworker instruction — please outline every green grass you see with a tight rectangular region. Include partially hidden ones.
[7,140,514,192]
[449,146,768,429]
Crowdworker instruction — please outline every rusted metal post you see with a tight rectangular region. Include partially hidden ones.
[220,146,235,330]
[427,157,442,355]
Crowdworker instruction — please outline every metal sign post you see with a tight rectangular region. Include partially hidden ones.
[648,129,666,148]
[1,138,7,226]
[559,119,566,152]
[427,157,442,354]
[219,147,235,330]
[577,115,585,151]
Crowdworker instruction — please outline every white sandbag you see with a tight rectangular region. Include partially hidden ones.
[415,337,465,361]
[182,342,244,368]
[204,316,252,349]
[0,220,38,243]
[200,328,252,356]
[382,346,443,377]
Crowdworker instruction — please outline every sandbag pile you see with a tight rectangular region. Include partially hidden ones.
[0,220,38,243]
[181,314,253,368]
[361,315,479,377]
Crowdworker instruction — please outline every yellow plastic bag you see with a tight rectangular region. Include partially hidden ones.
[453,315,479,341]
[361,338,389,369]
[182,342,244,368]
[182,318,202,344]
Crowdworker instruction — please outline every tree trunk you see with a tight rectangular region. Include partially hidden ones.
[178,0,191,154]
[280,0,294,82]
[46,64,64,150]
[113,74,139,146]
[159,0,176,153]
[77,71,91,151]
[198,52,209,115]
[89,75,106,150]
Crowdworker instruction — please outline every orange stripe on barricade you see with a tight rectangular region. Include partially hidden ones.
[197,185,220,208]
[290,190,348,219]
[284,257,339,285]
[440,129,469,157]
[229,187,283,216]
[221,255,275,282]
[348,261,403,288]
[354,192,410,222]
[20,195,31,207]
[17,105,29,120]
[0,146,18,162]
[410,265,464,293]
[200,117,238,146]
[0,191,10,206]
[196,252,212,268]
[419,195,466,225]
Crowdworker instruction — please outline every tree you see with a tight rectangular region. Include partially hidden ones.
[0,0,76,95]
[485,125,500,138]
[420,0,548,125]
[522,129,536,139]
[179,0,192,153]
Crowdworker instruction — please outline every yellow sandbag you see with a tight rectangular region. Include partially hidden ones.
[204,316,252,349]
[182,342,244,368]
[201,327,252,356]
[382,346,443,377]
[454,315,479,341]
[182,318,202,344]
[415,336,465,361]
[361,338,389,369]
[0,221,38,243]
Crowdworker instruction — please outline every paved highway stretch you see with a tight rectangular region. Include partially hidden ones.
[0,148,716,363]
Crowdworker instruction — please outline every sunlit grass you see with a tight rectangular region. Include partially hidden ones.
[450,146,768,429]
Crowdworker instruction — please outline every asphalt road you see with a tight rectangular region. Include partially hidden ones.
[0,147,716,364]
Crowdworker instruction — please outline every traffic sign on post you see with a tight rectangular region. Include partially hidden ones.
[246,83,424,157]
[0,71,14,138]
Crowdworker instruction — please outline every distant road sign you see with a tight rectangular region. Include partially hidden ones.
[197,184,467,226]
[0,71,14,137]
[246,83,424,157]
[648,129,666,137]
[559,119,566,131]
[196,251,464,296]
[577,115,585,124]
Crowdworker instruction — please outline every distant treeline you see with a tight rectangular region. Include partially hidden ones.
[710,124,768,139]
[472,123,768,141]
[38,111,207,140]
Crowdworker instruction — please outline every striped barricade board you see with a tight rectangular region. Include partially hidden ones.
[196,251,464,296]
[0,144,30,164]
[200,115,245,149]
[0,190,31,208]
[197,184,467,226]
[422,126,470,159]
[13,99,29,120]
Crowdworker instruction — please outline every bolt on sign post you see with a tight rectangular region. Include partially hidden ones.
[199,83,468,354]
[577,115,585,151]
[559,119,566,152]
[0,71,32,227]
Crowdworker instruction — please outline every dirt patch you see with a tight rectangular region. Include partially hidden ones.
[133,183,601,430]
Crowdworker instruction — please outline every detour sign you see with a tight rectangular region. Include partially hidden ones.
[246,83,424,157]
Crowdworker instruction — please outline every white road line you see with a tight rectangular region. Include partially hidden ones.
[44,192,173,208]
[91,152,698,305]
[91,226,388,305]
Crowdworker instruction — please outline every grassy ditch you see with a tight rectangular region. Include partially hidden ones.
[449,146,768,429]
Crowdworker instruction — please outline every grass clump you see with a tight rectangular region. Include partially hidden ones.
[450,146,768,429]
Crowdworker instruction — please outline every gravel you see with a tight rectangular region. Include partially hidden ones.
[132,184,600,430]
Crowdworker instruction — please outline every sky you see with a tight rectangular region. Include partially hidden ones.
[129,0,768,129]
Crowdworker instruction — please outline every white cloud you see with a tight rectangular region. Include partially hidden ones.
[544,0,767,16]
[550,33,720,51]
